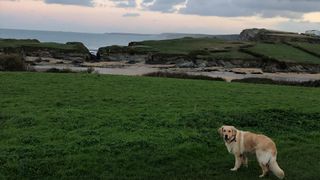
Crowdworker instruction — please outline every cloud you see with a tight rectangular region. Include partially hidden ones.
[110,0,136,8]
[143,0,185,12]
[44,0,93,6]
[137,0,320,18]
[122,12,140,17]
[182,0,320,18]
[276,20,320,32]
[10,0,320,19]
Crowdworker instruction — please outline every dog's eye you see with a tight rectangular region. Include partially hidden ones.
[223,130,226,132]
[228,130,231,133]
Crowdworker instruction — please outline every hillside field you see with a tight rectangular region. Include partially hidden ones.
[0,72,320,179]
[248,43,320,64]
[125,38,320,65]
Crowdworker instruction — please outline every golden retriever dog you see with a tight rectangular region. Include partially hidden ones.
[218,125,285,179]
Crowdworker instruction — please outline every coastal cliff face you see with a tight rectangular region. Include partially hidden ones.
[96,35,320,73]
[3,28,319,74]
[148,54,320,73]
[97,47,320,73]
[240,28,320,43]
[97,45,155,63]
[146,53,192,65]
[0,39,91,62]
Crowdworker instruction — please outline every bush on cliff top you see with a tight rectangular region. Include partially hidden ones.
[0,54,26,71]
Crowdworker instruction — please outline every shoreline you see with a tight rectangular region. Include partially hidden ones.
[32,63,320,83]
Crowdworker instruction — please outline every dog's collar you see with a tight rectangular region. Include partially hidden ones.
[228,134,237,143]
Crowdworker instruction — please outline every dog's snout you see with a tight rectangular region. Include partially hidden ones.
[224,135,228,139]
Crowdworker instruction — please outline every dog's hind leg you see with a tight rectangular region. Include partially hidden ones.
[256,150,271,178]
[259,163,269,178]
[241,154,248,168]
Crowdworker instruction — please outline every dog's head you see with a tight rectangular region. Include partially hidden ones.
[218,125,237,143]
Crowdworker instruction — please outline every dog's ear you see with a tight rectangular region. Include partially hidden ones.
[231,126,237,136]
[218,126,223,137]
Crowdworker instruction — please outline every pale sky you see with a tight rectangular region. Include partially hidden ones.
[0,0,320,34]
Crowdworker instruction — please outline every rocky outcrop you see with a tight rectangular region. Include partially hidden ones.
[100,54,149,63]
[239,28,262,41]
[23,50,90,62]
[0,39,91,62]
[204,59,320,73]
[146,53,192,65]
[240,28,320,43]
[24,42,91,62]
[97,45,155,63]
[97,30,320,73]
[146,53,320,73]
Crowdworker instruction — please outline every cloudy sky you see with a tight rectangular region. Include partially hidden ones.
[0,0,320,34]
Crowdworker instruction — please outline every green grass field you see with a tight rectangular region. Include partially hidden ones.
[135,38,250,54]
[132,38,320,64]
[248,43,320,64]
[130,38,257,60]
[289,42,320,57]
[0,72,320,179]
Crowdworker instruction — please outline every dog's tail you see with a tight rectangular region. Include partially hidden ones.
[269,156,285,179]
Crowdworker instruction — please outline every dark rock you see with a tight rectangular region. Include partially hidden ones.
[0,39,92,62]
[146,53,191,65]
[127,60,137,64]
[35,58,42,63]
[176,61,195,68]
[72,60,82,65]
[97,45,153,62]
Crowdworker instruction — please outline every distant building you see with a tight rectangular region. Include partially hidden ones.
[305,30,320,36]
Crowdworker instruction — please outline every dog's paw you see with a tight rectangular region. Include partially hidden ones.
[259,174,265,178]
[230,168,238,171]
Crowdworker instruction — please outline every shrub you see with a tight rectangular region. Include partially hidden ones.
[188,50,210,56]
[46,68,73,73]
[87,67,95,73]
[0,54,26,71]
[232,77,320,87]
[144,71,225,81]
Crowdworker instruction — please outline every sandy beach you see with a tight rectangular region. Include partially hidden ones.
[29,56,320,82]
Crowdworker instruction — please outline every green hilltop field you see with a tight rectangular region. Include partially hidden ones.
[0,72,319,179]
[127,37,320,64]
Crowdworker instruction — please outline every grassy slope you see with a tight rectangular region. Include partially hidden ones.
[248,43,320,64]
[0,72,320,179]
[136,38,320,63]
[136,38,255,59]
[289,42,320,56]
[138,38,231,54]
[136,38,248,54]
[0,39,88,53]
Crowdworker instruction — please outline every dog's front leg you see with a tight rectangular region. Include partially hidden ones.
[230,154,242,171]
[241,154,248,168]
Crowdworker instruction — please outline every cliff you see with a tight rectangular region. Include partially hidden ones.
[97,35,320,73]
[0,39,91,62]
[97,45,156,63]
[240,28,320,43]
